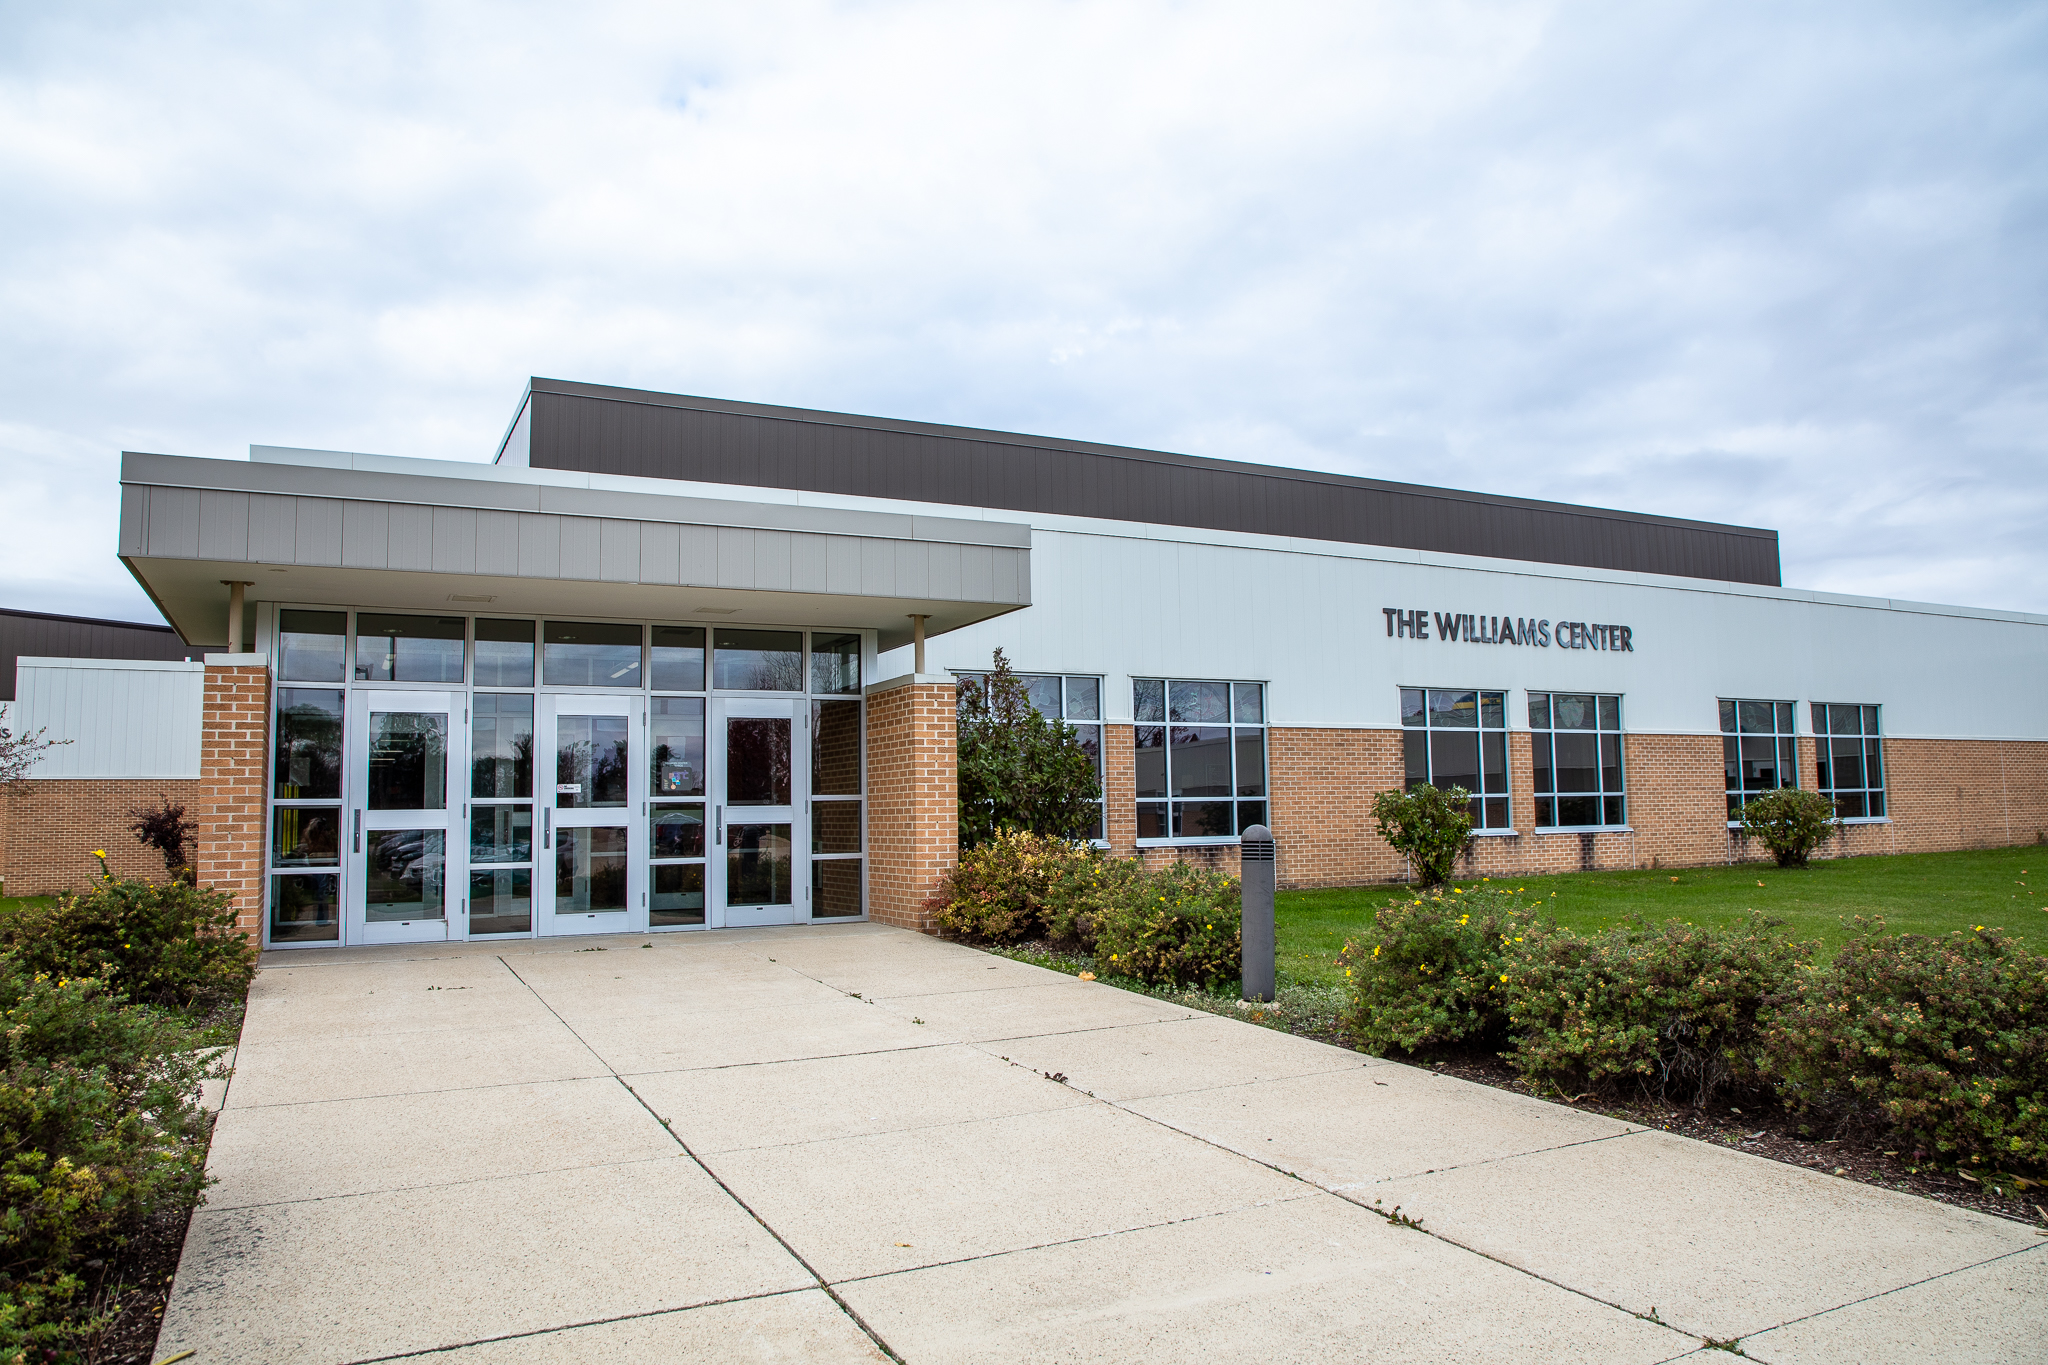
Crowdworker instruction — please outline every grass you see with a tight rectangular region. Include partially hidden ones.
[1276,843,2048,987]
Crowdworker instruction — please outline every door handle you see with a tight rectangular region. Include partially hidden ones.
[716,805,723,846]
[352,809,361,853]
[543,809,552,845]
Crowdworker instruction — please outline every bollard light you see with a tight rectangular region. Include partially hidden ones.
[1239,823,1276,1003]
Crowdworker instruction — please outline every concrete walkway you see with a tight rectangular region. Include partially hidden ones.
[161,923,2045,1363]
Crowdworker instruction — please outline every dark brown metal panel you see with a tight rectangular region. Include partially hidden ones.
[521,383,1781,586]
[0,608,191,702]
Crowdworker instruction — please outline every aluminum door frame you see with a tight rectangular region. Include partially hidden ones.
[710,696,808,928]
[345,689,461,946]
[538,693,646,937]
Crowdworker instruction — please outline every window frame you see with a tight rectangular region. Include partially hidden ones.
[1132,678,1268,847]
[1400,687,1513,832]
[1527,692,1628,831]
[1812,702,1886,822]
[1719,697,1800,823]
[954,670,1108,844]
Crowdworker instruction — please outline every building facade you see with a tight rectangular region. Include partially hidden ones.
[7,377,2043,946]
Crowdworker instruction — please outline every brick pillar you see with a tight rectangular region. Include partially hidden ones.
[196,656,270,937]
[863,675,957,933]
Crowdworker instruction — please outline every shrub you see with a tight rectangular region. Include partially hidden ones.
[930,830,1092,944]
[957,649,1102,848]
[1336,886,1538,1054]
[1737,788,1839,868]
[0,960,213,1355]
[1091,861,1241,989]
[1762,923,2048,1169]
[127,796,197,878]
[1502,913,1812,1105]
[1370,784,1473,887]
[0,875,255,1018]
[1042,852,1147,954]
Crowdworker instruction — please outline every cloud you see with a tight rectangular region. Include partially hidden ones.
[0,0,2042,620]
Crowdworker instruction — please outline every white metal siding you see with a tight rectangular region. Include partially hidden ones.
[11,659,204,778]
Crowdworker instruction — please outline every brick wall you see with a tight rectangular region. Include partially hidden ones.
[195,661,271,935]
[0,778,205,895]
[864,678,958,932]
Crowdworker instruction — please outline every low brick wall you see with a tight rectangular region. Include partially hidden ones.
[0,777,205,896]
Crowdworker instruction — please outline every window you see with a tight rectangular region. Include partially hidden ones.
[1134,679,1265,841]
[1721,698,1797,819]
[1529,693,1625,828]
[956,671,1105,840]
[1813,703,1884,819]
[269,685,344,943]
[355,613,466,683]
[1400,688,1510,829]
[470,692,535,934]
[543,621,642,687]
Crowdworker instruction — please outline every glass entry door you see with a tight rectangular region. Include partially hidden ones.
[540,695,640,936]
[712,697,806,927]
[347,691,459,944]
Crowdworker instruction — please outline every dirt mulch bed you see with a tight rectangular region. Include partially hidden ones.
[1422,1050,2048,1231]
[68,1201,194,1365]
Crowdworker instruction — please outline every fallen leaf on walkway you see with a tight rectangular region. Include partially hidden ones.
[1078,971,1096,981]
[895,1242,912,1247]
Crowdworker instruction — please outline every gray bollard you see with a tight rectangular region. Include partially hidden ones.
[1239,823,1276,1002]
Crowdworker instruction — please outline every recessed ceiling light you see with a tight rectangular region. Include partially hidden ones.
[448,594,496,603]
[693,607,740,614]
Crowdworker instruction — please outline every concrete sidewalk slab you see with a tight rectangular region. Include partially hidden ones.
[225,1019,608,1107]
[1362,1127,2043,1342]
[976,1012,1375,1102]
[410,1289,888,1362]
[838,1192,1692,1365]
[158,1156,812,1365]
[630,1041,1092,1155]
[704,1101,1313,1282]
[203,1076,675,1209]
[568,993,937,1073]
[1740,1245,2048,1364]
[893,977,1208,1042]
[1125,1061,1638,1189]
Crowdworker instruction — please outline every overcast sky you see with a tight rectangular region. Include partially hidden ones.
[3,2,2043,623]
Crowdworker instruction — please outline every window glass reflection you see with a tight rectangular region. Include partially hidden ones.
[810,633,861,695]
[543,622,642,687]
[713,629,803,691]
[365,829,444,922]
[812,701,861,795]
[728,823,792,905]
[651,625,706,692]
[271,807,339,867]
[474,619,535,688]
[355,614,465,683]
[651,697,705,797]
[471,693,533,798]
[556,826,628,912]
[727,717,792,806]
[278,610,347,682]
[367,712,447,811]
[275,688,344,799]
[556,714,629,808]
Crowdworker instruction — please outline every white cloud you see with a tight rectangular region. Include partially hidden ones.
[0,0,2042,620]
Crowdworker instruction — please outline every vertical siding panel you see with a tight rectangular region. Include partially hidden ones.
[248,494,298,562]
[753,530,793,592]
[558,515,600,580]
[639,522,681,585]
[790,532,828,592]
[517,513,560,578]
[598,520,640,582]
[715,528,755,588]
[341,501,391,568]
[432,507,478,574]
[678,526,718,585]
[148,487,203,558]
[474,511,519,576]
[197,491,251,560]
[296,499,344,566]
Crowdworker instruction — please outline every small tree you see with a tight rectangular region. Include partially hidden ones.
[956,649,1101,848]
[0,722,68,785]
[1371,783,1474,887]
[1737,787,1838,868]
[129,795,198,878]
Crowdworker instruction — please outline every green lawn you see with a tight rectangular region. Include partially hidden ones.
[1276,844,2048,988]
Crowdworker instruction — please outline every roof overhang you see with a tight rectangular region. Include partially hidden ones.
[119,452,1030,651]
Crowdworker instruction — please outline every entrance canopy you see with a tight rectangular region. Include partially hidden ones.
[118,449,1031,649]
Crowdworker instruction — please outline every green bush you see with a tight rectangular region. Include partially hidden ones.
[930,830,1092,944]
[1336,886,1538,1054]
[1092,861,1241,989]
[1042,852,1146,954]
[0,875,256,1018]
[0,960,214,1355]
[1502,912,1813,1104]
[1762,923,2048,1169]
[1737,787,1839,869]
[1370,783,1473,888]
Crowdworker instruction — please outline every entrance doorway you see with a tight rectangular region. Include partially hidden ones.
[714,697,805,926]
[346,690,459,944]
[540,695,638,936]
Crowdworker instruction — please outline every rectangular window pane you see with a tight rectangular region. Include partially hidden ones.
[1237,801,1266,832]
[1168,680,1230,723]
[812,700,861,795]
[1535,796,1555,827]
[1603,796,1625,826]
[543,622,642,687]
[278,610,347,682]
[1811,701,1828,735]
[1780,739,1797,787]
[1169,726,1231,796]
[652,863,705,926]
[651,697,706,797]
[727,823,792,905]
[1554,732,1598,794]
[1738,699,1774,734]
[1556,795,1600,828]
[1868,789,1885,818]
[1134,679,1165,723]
[355,613,465,683]
[1866,740,1883,790]
[1430,731,1480,793]
[1776,702,1795,734]
[1864,705,1880,735]
[474,619,536,688]
[1172,801,1235,837]
[1835,791,1868,818]
[1429,690,1478,727]
[1234,730,1266,797]
[1072,723,1102,782]
[1136,801,1167,839]
[468,868,531,935]
[275,688,344,799]
[368,712,447,811]
[1600,733,1622,794]
[471,693,534,798]
[270,873,340,943]
[470,804,532,864]
[1553,694,1596,729]
[1134,726,1167,798]
[1482,731,1506,794]
[650,625,706,692]
[1739,736,1780,791]
[1483,797,1508,828]
[1533,734,1554,794]
[1528,693,1551,730]
[1719,699,1737,733]
[1480,691,1505,728]
[1723,735,1740,787]
[1598,696,1621,730]
[556,826,628,913]
[1064,676,1100,721]
[1829,703,1862,736]
[727,716,792,806]
[812,859,862,918]
[365,830,444,922]
[813,801,862,854]
[1232,682,1264,723]
[809,632,861,695]
[271,806,339,867]
[651,803,704,858]
[1404,731,1428,789]
[1830,737,1865,790]
[1401,688,1425,727]
[556,714,629,808]
[712,629,803,691]
[1020,675,1062,717]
